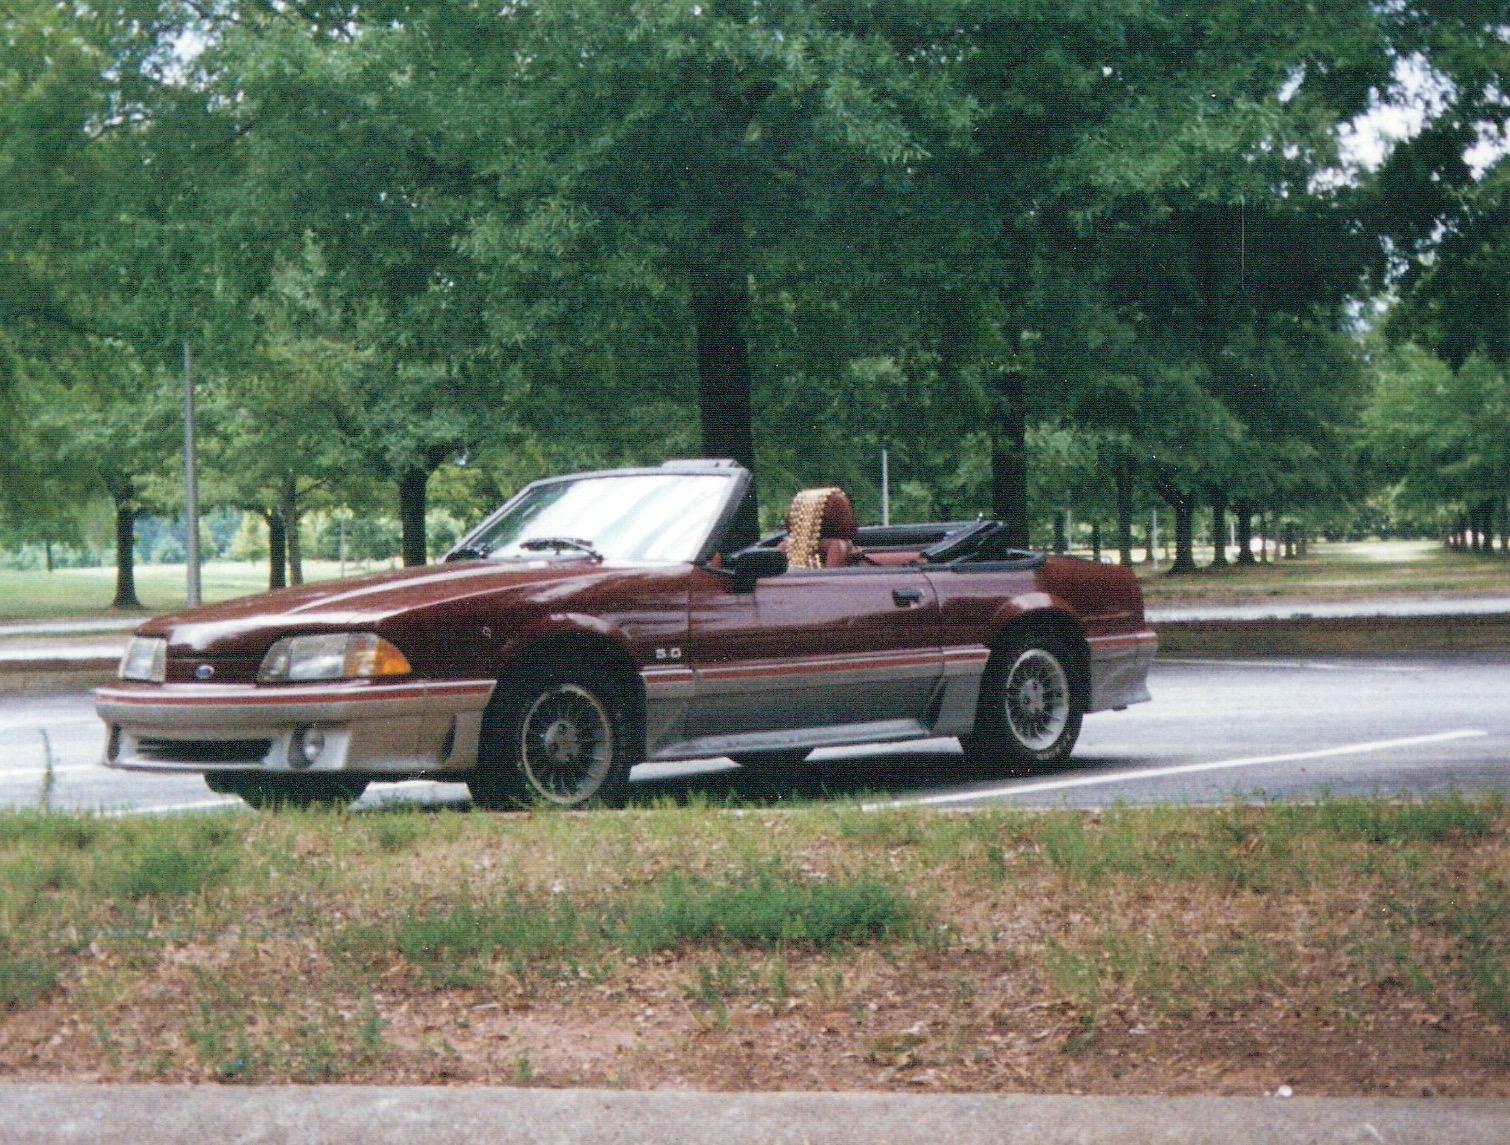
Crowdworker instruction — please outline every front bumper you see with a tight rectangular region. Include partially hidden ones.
[95,678,497,776]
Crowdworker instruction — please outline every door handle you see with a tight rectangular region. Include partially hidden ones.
[892,588,924,607]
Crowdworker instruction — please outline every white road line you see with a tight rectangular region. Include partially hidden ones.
[867,729,1490,810]
[1156,658,1422,672]
[106,799,244,817]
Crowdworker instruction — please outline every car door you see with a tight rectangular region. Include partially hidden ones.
[684,565,942,743]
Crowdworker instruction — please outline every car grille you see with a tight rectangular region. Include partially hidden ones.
[165,656,263,684]
[135,738,273,764]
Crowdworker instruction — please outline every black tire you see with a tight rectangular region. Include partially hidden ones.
[730,748,811,773]
[204,771,367,809]
[468,667,638,810]
[963,632,1083,769]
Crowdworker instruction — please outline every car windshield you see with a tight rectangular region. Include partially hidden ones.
[464,472,735,564]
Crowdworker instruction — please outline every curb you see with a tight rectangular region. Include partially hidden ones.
[0,1086,1506,1145]
[1155,613,1510,658]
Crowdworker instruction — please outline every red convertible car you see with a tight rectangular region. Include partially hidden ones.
[96,460,1156,808]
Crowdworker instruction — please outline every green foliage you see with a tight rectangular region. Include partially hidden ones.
[1314,792,1496,845]
[0,950,59,1010]
[621,872,923,953]
[97,817,239,901]
[0,0,1499,548]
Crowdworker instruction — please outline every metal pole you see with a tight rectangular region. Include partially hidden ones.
[881,449,890,527]
[183,343,201,607]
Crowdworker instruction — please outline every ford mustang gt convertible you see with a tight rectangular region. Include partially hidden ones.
[96,460,1156,809]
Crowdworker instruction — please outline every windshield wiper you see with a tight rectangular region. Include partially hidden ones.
[444,542,491,562]
[519,536,603,561]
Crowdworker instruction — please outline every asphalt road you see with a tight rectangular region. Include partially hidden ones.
[1,650,1506,815]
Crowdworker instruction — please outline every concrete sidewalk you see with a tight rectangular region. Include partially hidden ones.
[1,1086,1506,1145]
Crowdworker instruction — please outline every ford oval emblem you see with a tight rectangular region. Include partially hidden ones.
[195,664,215,681]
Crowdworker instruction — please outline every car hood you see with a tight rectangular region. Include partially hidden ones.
[137,559,663,656]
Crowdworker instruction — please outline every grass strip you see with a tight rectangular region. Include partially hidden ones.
[0,794,1504,1088]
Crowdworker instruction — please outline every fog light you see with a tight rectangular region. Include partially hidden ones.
[290,726,326,770]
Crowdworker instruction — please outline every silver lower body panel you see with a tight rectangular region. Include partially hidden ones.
[95,679,497,776]
[1087,632,1158,712]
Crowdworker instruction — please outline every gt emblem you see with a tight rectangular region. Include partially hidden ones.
[195,664,215,680]
[654,647,683,661]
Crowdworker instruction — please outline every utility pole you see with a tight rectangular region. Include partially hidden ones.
[183,343,201,607]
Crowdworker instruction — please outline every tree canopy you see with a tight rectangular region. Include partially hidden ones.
[4,0,1509,591]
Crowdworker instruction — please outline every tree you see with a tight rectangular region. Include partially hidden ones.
[467,0,972,541]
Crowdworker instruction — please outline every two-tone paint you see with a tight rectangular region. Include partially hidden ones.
[97,467,1156,783]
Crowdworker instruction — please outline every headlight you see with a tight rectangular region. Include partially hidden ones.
[258,632,412,683]
[119,637,167,683]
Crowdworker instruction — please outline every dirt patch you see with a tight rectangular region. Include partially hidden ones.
[1,944,1503,1096]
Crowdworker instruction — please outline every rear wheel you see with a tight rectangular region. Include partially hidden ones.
[204,772,367,809]
[469,668,638,810]
[963,633,1083,769]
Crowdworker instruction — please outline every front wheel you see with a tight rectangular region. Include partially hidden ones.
[469,669,638,810]
[963,635,1083,769]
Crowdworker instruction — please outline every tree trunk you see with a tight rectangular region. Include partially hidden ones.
[280,476,303,585]
[267,511,287,591]
[1091,523,1101,562]
[398,468,429,567]
[1209,490,1229,568]
[1235,501,1255,565]
[690,161,761,551]
[990,370,1030,548]
[1052,512,1066,555]
[1172,500,1195,573]
[1155,478,1197,574]
[107,479,141,610]
[1114,459,1134,566]
[690,286,759,550]
[44,542,53,573]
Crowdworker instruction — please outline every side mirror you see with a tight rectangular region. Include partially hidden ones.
[727,545,788,589]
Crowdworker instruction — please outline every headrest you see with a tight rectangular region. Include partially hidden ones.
[785,487,858,569]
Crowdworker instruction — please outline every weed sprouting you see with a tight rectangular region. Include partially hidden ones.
[832,807,925,849]
[1447,881,1510,1021]
[1316,792,1496,844]
[0,950,59,1009]
[621,873,923,953]
[379,897,590,981]
[99,839,236,901]
[0,810,100,850]
[369,814,425,853]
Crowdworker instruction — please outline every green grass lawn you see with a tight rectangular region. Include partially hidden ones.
[0,559,396,623]
[1135,538,1510,605]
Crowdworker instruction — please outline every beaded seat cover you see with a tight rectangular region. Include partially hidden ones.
[785,487,841,570]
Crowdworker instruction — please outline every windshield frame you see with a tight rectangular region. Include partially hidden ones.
[446,462,751,568]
